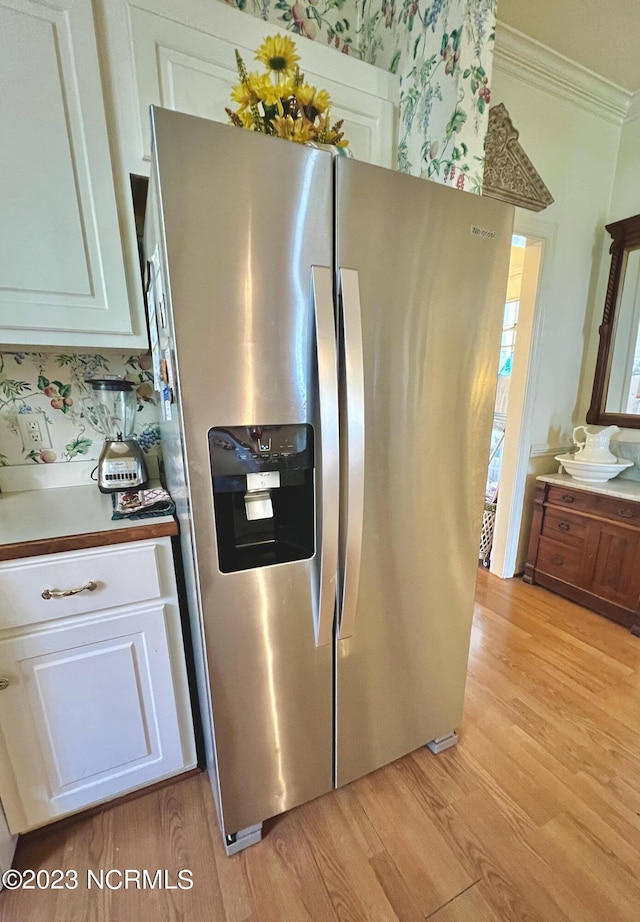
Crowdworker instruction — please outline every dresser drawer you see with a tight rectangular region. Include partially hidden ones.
[0,543,162,631]
[537,537,582,583]
[546,486,595,514]
[546,485,640,524]
[596,494,640,525]
[541,508,588,549]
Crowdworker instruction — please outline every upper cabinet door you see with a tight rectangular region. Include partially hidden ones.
[0,0,147,349]
[98,0,399,176]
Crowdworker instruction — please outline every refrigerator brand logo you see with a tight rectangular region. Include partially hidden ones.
[470,225,496,240]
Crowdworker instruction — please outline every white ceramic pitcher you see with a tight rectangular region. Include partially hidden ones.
[572,425,620,463]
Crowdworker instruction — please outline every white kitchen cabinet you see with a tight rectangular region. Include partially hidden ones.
[0,538,196,834]
[96,0,399,179]
[0,802,17,885]
[0,0,147,350]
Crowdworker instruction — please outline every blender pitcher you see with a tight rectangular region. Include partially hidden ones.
[88,379,148,492]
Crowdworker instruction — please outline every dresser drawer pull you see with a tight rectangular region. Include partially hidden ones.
[618,508,634,518]
[0,678,9,691]
[551,555,564,566]
[558,521,570,531]
[41,580,98,600]
[561,494,575,503]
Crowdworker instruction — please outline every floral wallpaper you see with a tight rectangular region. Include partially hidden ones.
[393,0,496,191]
[219,0,497,192]
[0,352,160,469]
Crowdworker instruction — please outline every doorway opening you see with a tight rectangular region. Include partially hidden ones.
[482,231,545,576]
[486,236,526,505]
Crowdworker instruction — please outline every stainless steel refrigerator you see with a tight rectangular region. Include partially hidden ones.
[144,107,513,855]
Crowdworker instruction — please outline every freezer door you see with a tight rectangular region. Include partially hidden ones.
[335,158,514,786]
[149,109,336,835]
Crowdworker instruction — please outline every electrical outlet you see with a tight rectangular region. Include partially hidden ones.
[17,414,51,450]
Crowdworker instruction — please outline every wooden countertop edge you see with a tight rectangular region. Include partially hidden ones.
[0,519,179,562]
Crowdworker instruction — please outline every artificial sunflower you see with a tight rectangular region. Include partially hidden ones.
[237,109,255,129]
[226,35,349,150]
[314,112,348,147]
[295,85,331,119]
[230,77,260,112]
[271,114,316,143]
[249,72,293,108]
[255,34,300,78]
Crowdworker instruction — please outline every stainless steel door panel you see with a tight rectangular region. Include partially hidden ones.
[151,110,334,833]
[202,566,330,832]
[335,158,514,786]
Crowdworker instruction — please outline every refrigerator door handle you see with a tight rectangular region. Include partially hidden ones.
[338,268,365,640]
[312,265,339,647]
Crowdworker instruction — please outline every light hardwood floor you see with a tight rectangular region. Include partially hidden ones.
[4,569,640,921]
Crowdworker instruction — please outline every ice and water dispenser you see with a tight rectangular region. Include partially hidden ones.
[209,425,314,573]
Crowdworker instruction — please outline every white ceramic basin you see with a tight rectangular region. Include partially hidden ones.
[555,454,634,483]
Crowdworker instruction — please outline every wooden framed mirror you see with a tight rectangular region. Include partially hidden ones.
[587,213,640,427]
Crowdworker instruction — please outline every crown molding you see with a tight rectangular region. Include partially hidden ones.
[493,23,631,127]
[627,91,640,124]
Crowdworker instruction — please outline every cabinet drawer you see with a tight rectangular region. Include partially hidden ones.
[546,486,595,514]
[537,537,582,583]
[0,543,161,630]
[546,485,640,524]
[596,494,640,525]
[541,508,587,548]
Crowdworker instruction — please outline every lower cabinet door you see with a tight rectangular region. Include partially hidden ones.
[0,604,186,832]
[0,801,17,883]
[588,521,640,610]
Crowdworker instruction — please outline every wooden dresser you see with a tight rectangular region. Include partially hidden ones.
[524,474,640,630]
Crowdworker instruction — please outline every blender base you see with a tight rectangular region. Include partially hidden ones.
[97,438,149,493]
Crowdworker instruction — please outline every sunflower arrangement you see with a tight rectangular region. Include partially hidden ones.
[226,35,349,149]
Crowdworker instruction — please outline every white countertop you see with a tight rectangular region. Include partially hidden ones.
[537,472,640,502]
[0,485,176,559]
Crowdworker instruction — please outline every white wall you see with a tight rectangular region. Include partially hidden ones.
[490,58,620,453]
[490,30,623,569]
[577,106,640,442]
[609,109,640,221]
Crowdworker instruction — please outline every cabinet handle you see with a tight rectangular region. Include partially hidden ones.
[618,508,634,518]
[558,521,570,531]
[41,580,98,600]
[561,494,575,503]
[0,678,9,691]
[551,555,564,566]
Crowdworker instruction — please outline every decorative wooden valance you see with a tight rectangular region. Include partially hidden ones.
[482,103,554,212]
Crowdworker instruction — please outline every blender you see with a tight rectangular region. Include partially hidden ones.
[88,379,149,492]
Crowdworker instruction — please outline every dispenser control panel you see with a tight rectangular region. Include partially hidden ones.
[208,424,312,481]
